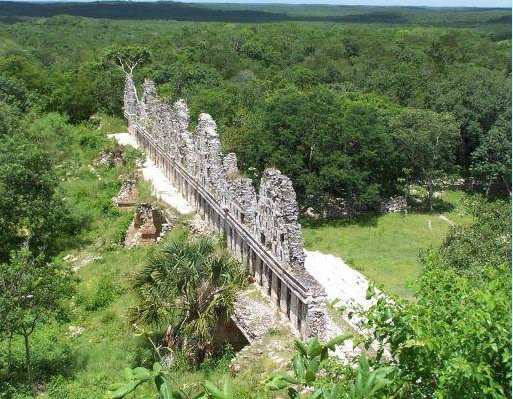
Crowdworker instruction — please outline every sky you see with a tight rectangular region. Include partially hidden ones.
[180,0,512,6]
[8,0,512,7]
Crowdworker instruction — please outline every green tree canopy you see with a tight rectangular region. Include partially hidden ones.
[390,108,460,210]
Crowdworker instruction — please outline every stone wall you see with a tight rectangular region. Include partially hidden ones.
[123,76,327,339]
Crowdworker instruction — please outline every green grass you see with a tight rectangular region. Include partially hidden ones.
[302,190,473,298]
[1,117,282,398]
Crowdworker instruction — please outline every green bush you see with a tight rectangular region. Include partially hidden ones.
[87,277,116,311]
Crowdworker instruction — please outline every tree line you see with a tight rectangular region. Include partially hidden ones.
[1,17,510,213]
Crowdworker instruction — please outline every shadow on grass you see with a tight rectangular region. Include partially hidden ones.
[408,196,456,214]
[301,212,380,229]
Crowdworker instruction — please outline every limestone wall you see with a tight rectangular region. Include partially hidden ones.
[123,76,327,339]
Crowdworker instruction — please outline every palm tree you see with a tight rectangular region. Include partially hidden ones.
[130,232,247,364]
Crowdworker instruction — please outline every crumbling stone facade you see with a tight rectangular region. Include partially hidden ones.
[123,76,327,339]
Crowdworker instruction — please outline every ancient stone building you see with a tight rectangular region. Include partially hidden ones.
[123,75,327,339]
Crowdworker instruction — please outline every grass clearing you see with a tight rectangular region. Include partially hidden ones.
[302,190,474,298]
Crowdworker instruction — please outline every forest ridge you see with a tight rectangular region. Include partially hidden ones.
[0,5,511,399]
[0,1,511,32]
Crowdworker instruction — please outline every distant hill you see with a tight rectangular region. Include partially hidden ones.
[0,0,510,32]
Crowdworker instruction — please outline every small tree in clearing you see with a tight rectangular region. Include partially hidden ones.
[390,108,459,211]
[0,249,73,387]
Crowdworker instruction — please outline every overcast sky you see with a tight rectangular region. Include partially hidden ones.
[181,0,511,6]
[8,0,512,7]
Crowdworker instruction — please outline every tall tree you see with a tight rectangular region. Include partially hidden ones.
[390,108,459,211]
[471,112,512,196]
[104,45,151,76]
[0,136,70,262]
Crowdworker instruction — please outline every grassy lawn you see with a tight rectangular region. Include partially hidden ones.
[302,190,473,298]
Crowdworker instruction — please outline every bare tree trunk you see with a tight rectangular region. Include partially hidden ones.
[404,183,410,215]
[485,177,493,197]
[502,175,511,197]
[7,332,13,378]
[24,333,33,388]
[427,181,434,212]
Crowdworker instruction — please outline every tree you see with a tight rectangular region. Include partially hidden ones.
[0,248,73,386]
[390,108,459,211]
[0,136,70,262]
[240,88,398,211]
[104,45,151,76]
[425,69,511,170]
[471,112,512,196]
[129,234,247,364]
[437,198,511,279]
[361,200,512,398]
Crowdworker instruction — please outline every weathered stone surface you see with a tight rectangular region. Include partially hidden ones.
[125,203,170,248]
[123,76,327,339]
[257,169,305,268]
[94,149,124,167]
[379,196,407,213]
[113,174,139,207]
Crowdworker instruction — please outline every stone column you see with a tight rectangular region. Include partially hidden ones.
[279,284,288,314]
[254,257,262,286]
[290,293,300,331]
[261,264,269,293]
[271,274,279,305]
[304,296,328,340]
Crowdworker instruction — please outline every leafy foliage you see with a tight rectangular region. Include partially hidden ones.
[268,335,395,399]
[360,203,512,398]
[130,234,247,364]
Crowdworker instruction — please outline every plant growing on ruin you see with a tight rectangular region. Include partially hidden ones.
[129,233,247,364]
[268,334,395,399]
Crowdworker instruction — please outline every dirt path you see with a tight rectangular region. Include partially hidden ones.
[439,214,456,225]
[304,250,375,332]
[108,133,194,214]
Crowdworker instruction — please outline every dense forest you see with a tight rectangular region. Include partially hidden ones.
[0,3,511,399]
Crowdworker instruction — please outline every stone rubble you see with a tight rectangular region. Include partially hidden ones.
[94,149,124,168]
[113,173,140,207]
[124,203,171,248]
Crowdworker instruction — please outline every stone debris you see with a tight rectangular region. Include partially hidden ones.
[113,173,140,207]
[66,326,85,338]
[232,285,295,343]
[379,196,407,213]
[124,203,171,248]
[72,255,103,273]
[187,214,212,236]
[94,149,124,167]
[63,254,78,263]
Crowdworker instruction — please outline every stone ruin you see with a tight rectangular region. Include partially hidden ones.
[113,174,140,207]
[123,75,327,340]
[94,149,124,167]
[124,203,171,248]
[379,196,407,213]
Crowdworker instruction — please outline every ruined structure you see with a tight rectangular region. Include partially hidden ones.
[123,76,327,339]
[124,203,169,248]
[113,174,139,207]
